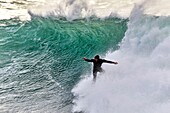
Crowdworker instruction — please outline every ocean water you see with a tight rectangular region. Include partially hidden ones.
[0,0,170,113]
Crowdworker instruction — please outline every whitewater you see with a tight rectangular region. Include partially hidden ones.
[72,2,170,113]
[0,0,170,20]
[0,0,170,113]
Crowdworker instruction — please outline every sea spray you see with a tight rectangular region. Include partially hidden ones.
[72,4,170,113]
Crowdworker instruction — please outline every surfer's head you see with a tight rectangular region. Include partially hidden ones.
[94,55,100,60]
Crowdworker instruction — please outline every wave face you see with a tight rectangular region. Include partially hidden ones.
[72,5,170,113]
[0,17,127,112]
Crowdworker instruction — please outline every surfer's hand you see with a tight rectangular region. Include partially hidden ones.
[83,57,86,60]
[114,62,118,64]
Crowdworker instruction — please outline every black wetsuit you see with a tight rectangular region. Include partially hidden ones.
[84,58,114,79]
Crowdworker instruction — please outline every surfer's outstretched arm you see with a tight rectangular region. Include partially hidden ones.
[103,59,118,64]
[83,57,93,62]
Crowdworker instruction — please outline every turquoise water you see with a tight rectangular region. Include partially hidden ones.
[0,17,127,112]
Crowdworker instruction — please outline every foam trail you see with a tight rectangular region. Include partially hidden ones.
[72,4,170,113]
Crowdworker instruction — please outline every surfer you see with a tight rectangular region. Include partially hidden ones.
[84,55,118,81]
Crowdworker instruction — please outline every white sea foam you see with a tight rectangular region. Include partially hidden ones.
[72,4,170,113]
[0,0,170,20]
[29,0,170,19]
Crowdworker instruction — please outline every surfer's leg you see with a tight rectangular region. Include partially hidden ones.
[99,68,105,73]
[93,72,97,81]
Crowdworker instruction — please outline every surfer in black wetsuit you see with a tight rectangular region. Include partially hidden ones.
[84,55,118,81]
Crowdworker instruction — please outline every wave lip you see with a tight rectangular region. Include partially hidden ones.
[1,0,170,21]
[27,0,170,20]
